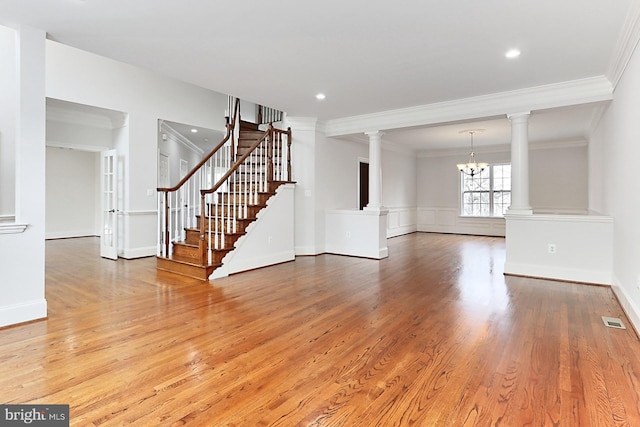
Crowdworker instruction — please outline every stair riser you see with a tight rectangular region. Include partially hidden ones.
[217,193,272,205]
[185,229,242,247]
[171,244,231,264]
[156,257,216,281]
[207,204,264,218]
[172,244,201,263]
[196,217,252,234]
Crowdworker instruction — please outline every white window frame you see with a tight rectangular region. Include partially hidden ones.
[460,163,511,217]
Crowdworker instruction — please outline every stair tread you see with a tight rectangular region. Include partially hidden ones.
[157,255,221,268]
[185,227,246,236]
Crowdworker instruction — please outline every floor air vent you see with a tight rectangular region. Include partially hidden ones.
[602,316,626,329]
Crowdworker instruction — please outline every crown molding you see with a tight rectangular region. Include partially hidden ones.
[160,121,204,155]
[606,0,640,89]
[417,138,587,158]
[46,140,111,152]
[46,102,127,129]
[339,133,417,155]
[284,116,319,132]
[324,76,614,137]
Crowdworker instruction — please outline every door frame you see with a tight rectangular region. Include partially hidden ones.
[100,149,118,260]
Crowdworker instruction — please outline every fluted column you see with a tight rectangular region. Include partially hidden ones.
[507,112,533,215]
[364,130,384,210]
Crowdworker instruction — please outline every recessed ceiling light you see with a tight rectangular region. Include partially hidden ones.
[190,128,198,133]
[505,49,521,59]
[315,93,326,100]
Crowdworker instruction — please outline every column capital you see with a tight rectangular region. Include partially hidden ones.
[507,111,531,120]
[364,130,384,138]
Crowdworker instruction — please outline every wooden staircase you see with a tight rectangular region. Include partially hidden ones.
[156,100,292,280]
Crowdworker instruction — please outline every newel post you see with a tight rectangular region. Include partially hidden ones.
[286,127,292,182]
[267,125,274,184]
[199,193,207,264]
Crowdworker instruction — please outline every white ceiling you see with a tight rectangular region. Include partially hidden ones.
[1,0,635,151]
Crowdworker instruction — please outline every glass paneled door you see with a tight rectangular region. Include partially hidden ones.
[100,150,118,260]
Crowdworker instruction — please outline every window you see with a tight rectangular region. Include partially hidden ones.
[461,164,511,217]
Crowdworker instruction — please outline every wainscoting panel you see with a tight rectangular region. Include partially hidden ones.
[386,206,417,238]
[417,207,505,237]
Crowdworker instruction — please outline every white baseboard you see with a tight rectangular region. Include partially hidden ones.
[120,246,156,259]
[387,224,417,238]
[295,245,323,256]
[504,261,611,285]
[0,299,47,328]
[45,231,97,240]
[212,250,295,279]
[611,277,640,335]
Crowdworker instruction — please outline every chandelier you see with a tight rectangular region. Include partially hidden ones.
[456,130,488,177]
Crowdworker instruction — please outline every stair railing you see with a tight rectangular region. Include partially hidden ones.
[257,104,283,125]
[198,124,292,265]
[156,98,241,258]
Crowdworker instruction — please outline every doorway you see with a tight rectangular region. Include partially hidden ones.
[359,160,369,210]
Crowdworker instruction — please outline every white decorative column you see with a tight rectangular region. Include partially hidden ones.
[507,112,533,215]
[365,130,384,211]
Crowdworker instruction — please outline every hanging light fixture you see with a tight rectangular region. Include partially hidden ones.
[456,130,488,177]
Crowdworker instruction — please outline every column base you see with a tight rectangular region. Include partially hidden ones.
[364,206,389,215]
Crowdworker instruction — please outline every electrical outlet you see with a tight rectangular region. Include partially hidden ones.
[548,244,556,254]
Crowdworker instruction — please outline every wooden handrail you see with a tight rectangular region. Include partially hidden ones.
[157,97,292,269]
[157,98,241,193]
[201,126,272,196]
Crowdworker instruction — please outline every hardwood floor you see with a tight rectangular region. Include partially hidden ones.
[1,233,639,426]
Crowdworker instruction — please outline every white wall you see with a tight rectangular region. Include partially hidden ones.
[0,25,16,218]
[0,26,47,327]
[417,142,588,236]
[320,136,368,210]
[157,123,204,189]
[45,147,100,239]
[505,214,613,285]
[287,117,323,255]
[383,146,417,237]
[212,184,295,278]
[590,39,640,331]
[46,40,229,258]
[530,143,588,214]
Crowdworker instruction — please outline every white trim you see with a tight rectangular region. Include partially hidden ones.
[120,245,156,259]
[119,210,157,216]
[212,250,296,279]
[418,207,506,237]
[294,245,323,256]
[46,230,97,240]
[160,121,205,155]
[0,222,28,235]
[418,138,587,158]
[386,206,417,238]
[611,276,640,336]
[606,0,640,89]
[46,140,111,152]
[324,76,614,137]
[46,101,125,129]
[285,117,318,132]
[503,212,613,224]
[0,299,47,328]
[504,262,611,285]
